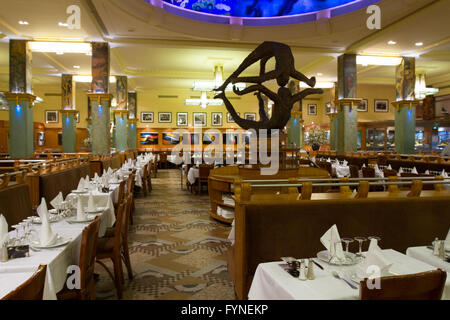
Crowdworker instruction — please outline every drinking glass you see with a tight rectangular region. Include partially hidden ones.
[354,236,367,257]
[368,236,381,245]
[341,237,354,254]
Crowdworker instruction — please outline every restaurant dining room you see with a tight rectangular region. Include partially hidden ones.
[0,0,450,311]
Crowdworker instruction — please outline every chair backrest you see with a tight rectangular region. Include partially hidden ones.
[117,179,126,205]
[2,265,47,300]
[122,194,133,243]
[146,162,152,178]
[199,164,214,179]
[126,172,135,197]
[160,153,167,162]
[349,165,359,178]
[79,216,101,299]
[114,201,126,252]
[383,169,397,177]
[142,164,148,180]
[360,269,447,300]
[316,161,332,176]
[362,167,375,178]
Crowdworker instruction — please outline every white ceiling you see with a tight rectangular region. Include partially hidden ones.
[0,0,448,93]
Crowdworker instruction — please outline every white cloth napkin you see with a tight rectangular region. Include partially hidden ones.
[327,157,331,162]
[50,192,64,209]
[76,196,87,221]
[334,159,340,166]
[107,167,113,175]
[0,214,8,247]
[411,167,418,174]
[343,160,348,166]
[425,170,430,174]
[77,177,85,191]
[441,170,448,178]
[94,172,100,182]
[84,175,91,189]
[387,164,392,170]
[320,224,345,261]
[87,193,96,212]
[356,239,392,279]
[37,198,57,246]
[398,167,404,176]
[445,228,450,250]
[362,163,366,168]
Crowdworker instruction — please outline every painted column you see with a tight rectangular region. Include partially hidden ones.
[114,110,128,152]
[336,54,360,155]
[61,74,76,153]
[7,39,35,158]
[287,111,303,148]
[88,42,111,155]
[128,119,137,149]
[393,57,418,154]
[328,113,338,151]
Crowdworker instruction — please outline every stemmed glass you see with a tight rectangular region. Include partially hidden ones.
[354,236,367,258]
[368,236,381,246]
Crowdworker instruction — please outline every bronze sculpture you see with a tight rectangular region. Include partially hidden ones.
[215,41,323,130]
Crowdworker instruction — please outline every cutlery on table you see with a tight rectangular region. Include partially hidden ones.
[332,271,358,290]
[311,259,324,270]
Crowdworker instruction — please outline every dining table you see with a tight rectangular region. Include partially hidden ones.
[0,203,115,300]
[406,246,450,272]
[248,249,450,300]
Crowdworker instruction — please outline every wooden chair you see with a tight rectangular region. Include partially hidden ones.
[2,265,47,300]
[146,161,152,192]
[349,165,359,178]
[114,179,126,213]
[360,269,447,300]
[121,194,133,281]
[159,152,167,169]
[362,167,375,178]
[127,172,136,225]
[57,217,101,300]
[383,169,397,178]
[96,201,127,299]
[140,164,148,197]
[316,161,333,177]
[197,164,214,194]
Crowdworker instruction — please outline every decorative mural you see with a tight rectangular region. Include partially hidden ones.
[128,92,137,119]
[91,42,110,94]
[395,57,415,101]
[115,76,128,110]
[9,40,32,94]
[61,74,74,110]
[163,0,356,17]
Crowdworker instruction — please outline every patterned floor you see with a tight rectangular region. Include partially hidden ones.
[94,169,236,300]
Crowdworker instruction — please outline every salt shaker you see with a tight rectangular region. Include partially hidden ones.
[307,259,315,280]
[433,237,440,256]
[439,240,446,260]
[299,259,307,281]
[1,244,8,262]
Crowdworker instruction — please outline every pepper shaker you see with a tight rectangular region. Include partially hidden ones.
[1,244,8,262]
[299,259,307,281]
[307,259,315,280]
[433,237,440,256]
[439,240,446,260]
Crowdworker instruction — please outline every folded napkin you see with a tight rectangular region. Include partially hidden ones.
[411,167,418,174]
[398,167,404,176]
[0,214,8,247]
[87,193,96,212]
[334,159,340,166]
[94,172,100,182]
[103,169,107,177]
[362,163,366,168]
[320,224,345,262]
[76,196,87,221]
[387,164,392,170]
[343,160,348,166]
[37,198,57,246]
[77,177,85,191]
[425,170,430,174]
[441,170,449,178]
[50,192,64,209]
[356,239,392,279]
[107,167,113,175]
[84,175,91,190]
[445,228,450,249]
[327,157,331,162]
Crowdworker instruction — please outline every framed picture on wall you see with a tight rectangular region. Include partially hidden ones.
[244,113,256,121]
[177,112,188,126]
[325,102,332,114]
[357,99,368,112]
[308,104,317,115]
[159,112,172,123]
[141,112,154,123]
[212,112,222,126]
[76,111,80,123]
[37,132,45,146]
[45,110,59,123]
[374,99,389,112]
[227,112,240,123]
[193,112,207,127]
[140,132,158,145]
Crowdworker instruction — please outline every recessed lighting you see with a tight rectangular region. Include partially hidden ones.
[18,21,29,25]
[317,73,323,76]
[388,40,397,45]
[56,52,64,55]
[415,42,423,46]
[58,22,68,27]
[73,65,80,69]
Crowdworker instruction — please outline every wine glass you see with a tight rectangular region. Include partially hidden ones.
[354,236,367,258]
[368,236,381,246]
[342,237,354,254]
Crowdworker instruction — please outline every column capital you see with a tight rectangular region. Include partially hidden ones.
[59,109,78,116]
[5,93,36,107]
[327,112,338,119]
[392,100,421,112]
[290,111,302,118]
[334,98,362,111]
[128,118,138,124]
[113,110,129,117]
[87,93,113,101]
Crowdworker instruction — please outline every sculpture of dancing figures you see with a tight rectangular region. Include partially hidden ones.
[214,41,323,130]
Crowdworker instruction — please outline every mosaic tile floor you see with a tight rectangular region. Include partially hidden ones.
[95,169,236,300]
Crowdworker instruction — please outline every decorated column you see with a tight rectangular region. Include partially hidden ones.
[328,113,338,150]
[60,74,76,153]
[7,39,35,158]
[114,76,128,151]
[393,57,419,154]
[88,42,112,155]
[336,54,360,155]
[287,80,303,148]
[127,92,137,149]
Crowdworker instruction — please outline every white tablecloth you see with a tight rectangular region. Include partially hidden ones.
[248,249,450,300]
[406,246,450,272]
[0,207,115,300]
[187,167,199,185]
[332,164,350,178]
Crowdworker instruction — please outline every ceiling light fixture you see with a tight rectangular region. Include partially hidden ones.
[18,21,29,25]
[317,73,323,76]
[415,42,423,47]
[185,92,223,108]
[29,41,92,55]
[73,65,80,69]
[73,75,116,83]
[356,55,402,66]
[300,81,334,89]
[58,22,68,27]
[415,73,439,99]
[388,40,397,45]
